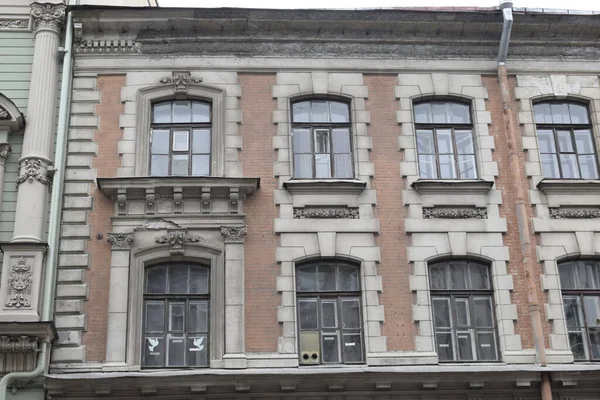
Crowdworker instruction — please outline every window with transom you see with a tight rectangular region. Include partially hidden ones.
[558,260,600,361]
[429,260,499,362]
[150,100,211,176]
[291,99,353,179]
[143,263,210,368]
[414,100,477,179]
[296,261,364,365]
[534,101,599,179]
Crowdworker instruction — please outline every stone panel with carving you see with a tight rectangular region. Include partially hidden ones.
[293,207,359,219]
[422,207,488,219]
[549,207,600,219]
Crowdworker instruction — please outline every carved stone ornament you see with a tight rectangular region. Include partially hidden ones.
[0,336,38,353]
[220,226,247,243]
[0,144,11,161]
[155,229,200,251]
[422,207,488,219]
[0,106,11,119]
[107,232,135,250]
[30,2,66,33]
[75,39,141,54]
[293,207,359,219]
[6,257,33,308]
[0,19,29,30]
[549,207,600,219]
[160,71,202,95]
[16,158,51,191]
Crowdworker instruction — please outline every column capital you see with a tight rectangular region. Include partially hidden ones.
[30,2,66,34]
[107,232,135,250]
[220,226,247,243]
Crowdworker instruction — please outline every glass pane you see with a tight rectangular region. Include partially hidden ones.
[583,296,600,328]
[533,103,552,124]
[315,130,330,153]
[439,154,457,179]
[315,154,332,179]
[145,301,165,332]
[192,155,210,176]
[450,103,470,124]
[189,301,209,332]
[436,332,453,361]
[311,101,329,123]
[150,155,169,176]
[432,298,451,328]
[455,130,474,154]
[537,130,556,153]
[541,154,560,178]
[559,154,580,178]
[429,265,447,290]
[436,129,453,153]
[568,331,587,360]
[292,101,310,123]
[192,129,211,153]
[416,130,435,154]
[590,330,600,360]
[187,334,208,366]
[559,263,575,289]
[569,103,589,124]
[343,333,363,363]
[419,155,437,179]
[298,299,318,330]
[330,101,350,123]
[293,129,312,154]
[172,101,191,123]
[576,262,593,289]
[169,302,185,332]
[189,267,209,294]
[432,102,448,124]
[414,103,432,124]
[579,155,599,179]
[563,297,583,328]
[172,154,189,176]
[173,130,189,152]
[318,264,337,291]
[477,331,497,361]
[341,298,361,329]
[473,297,494,327]
[144,335,164,366]
[450,263,467,290]
[455,298,470,327]
[321,300,337,329]
[332,128,351,153]
[151,129,169,154]
[333,154,353,179]
[458,155,477,179]
[297,265,317,291]
[192,102,210,123]
[556,130,574,152]
[551,103,571,124]
[167,335,186,366]
[322,333,340,363]
[457,330,474,361]
[574,129,594,153]
[146,266,167,294]
[469,263,490,290]
[168,265,189,294]
[338,265,359,291]
[153,102,171,124]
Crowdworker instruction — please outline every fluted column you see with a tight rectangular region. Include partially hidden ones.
[12,2,65,243]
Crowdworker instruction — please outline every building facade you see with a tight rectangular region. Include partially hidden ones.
[1,2,600,400]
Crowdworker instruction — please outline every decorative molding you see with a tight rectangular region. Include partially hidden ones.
[201,188,211,214]
[293,207,359,219]
[74,39,141,54]
[6,257,33,308]
[155,229,200,252]
[160,71,202,96]
[411,179,494,195]
[30,2,66,33]
[549,207,600,219]
[145,190,156,215]
[117,191,127,215]
[0,19,30,31]
[422,207,488,219]
[173,187,183,214]
[220,226,247,243]
[107,232,135,250]
[0,144,12,161]
[0,107,11,119]
[0,336,37,353]
[16,158,51,191]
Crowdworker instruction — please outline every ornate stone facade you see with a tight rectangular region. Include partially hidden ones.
[293,207,359,219]
[549,207,600,219]
[422,207,488,219]
[5,258,33,308]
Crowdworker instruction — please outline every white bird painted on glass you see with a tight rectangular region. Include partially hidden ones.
[193,337,205,351]
[147,338,159,352]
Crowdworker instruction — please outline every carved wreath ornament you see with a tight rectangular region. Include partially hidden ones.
[6,257,33,308]
[16,158,51,190]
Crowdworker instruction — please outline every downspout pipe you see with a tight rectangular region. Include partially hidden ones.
[496,3,552,400]
[0,9,73,400]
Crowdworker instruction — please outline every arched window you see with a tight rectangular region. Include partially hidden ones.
[143,263,210,368]
[296,261,363,365]
[558,260,600,361]
[414,100,476,179]
[429,260,499,361]
[150,100,211,176]
[291,99,353,179]
[533,101,598,179]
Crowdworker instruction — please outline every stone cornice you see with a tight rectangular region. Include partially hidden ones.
[537,179,600,194]
[31,2,66,34]
[411,179,494,195]
[284,179,366,195]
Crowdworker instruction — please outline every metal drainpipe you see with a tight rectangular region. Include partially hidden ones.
[0,9,73,400]
[496,2,552,400]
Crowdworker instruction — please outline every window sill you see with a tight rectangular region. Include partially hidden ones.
[410,179,494,195]
[536,178,600,194]
[283,179,367,195]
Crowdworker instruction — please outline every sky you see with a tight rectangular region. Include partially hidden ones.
[162,0,600,11]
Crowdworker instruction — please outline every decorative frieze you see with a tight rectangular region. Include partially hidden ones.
[107,232,135,250]
[549,207,600,219]
[293,207,359,219]
[155,229,200,252]
[30,2,66,33]
[160,71,202,96]
[0,336,37,353]
[16,158,51,191]
[422,207,488,219]
[74,39,141,54]
[0,19,30,30]
[6,257,33,308]
[220,226,247,243]
[0,107,11,119]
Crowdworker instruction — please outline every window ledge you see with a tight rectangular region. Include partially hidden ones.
[536,179,600,194]
[283,179,367,195]
[411,179,494,195]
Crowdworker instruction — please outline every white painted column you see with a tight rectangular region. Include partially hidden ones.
[12,2,66,243]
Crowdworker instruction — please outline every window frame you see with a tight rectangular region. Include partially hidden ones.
[290,98,355,180]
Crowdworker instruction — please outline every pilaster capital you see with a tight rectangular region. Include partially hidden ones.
[107,232,135,250]
[0,144,11,163]
[220,225,247,243]
[30,2,66,34]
